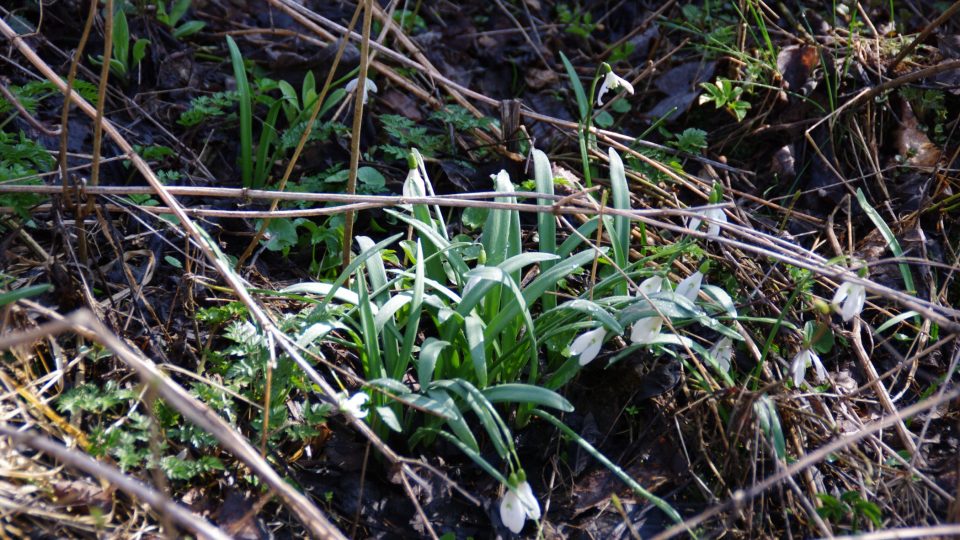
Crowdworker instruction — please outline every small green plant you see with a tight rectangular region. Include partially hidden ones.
[670,127,708,154]
[90,9,150,81]
[556,4,596,39]
[177,91,241,127]
[153,0,205,39]
[393,9,427,34]
[0,129,56,220]
[699,78,751,121]
[377,114,447,161]
[817,491,883,531]
[58,381,228,480]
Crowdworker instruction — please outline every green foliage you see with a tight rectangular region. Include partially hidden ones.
[378,114,446,161]
[225,35,254,188]
[177,91,240,127]
[153,0,206,39]
[160,455,224,480]
[58,381,137,415]
[699,78,751,121]
[393,9,427,34]
[0,129,56,220]
[817,491,883,530]
[90,9,150,81]
[0,80,96,117]
[671,128,708,154]
[431,105,493,133]
[556,4,595,39]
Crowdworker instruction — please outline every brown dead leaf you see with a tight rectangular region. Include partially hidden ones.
[50,479,114,513]
[524,67,559,90]
[896,100,941,168]
[777,45,819,93]
[380,90,423,122]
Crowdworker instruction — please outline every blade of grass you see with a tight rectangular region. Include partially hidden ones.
[856,188,915,294]
[225,35,253,188]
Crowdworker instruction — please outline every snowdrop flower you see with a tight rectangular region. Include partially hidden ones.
[500,479,540,534]
[637,275,664,296]
[790,348,827,387]
[832,281,866,322]
[336,391,369,419]
[402,162,426,199]
[709,337,733,373]
[570,327,607,366]
[345,77,378,105]
[687,206,727,238]
[631,276,665,345]
[675,271,704,302]
[596,66,634,106]
[631,315,663,345]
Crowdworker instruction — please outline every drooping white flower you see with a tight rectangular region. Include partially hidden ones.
[832,281,866,322]
[336,391,369,419]
[596,69,635,106]
[631,316,663,345]
[709,336,733,373]
[687,206,727,238]
[790,348,827,387]
[637,275,664,296]
[675,271,704,302]
[402,163,426,199]
[630,276,665,345]
[500,480,540,534]
[570,327,607,366]
[345,77,378,105]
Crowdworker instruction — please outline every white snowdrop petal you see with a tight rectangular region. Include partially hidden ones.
[517,481,541,520]
[499,491,525,534]
[676,272,703,302]
[571,327,606,366]
[638,276,664,296]
[631,316,662,344]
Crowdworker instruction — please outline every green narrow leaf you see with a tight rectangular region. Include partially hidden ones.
[226,35,253,188]
[113,10,130,69]
[416,338,448,387]
[559,51,588,120]
[254,100,282,187]
[398,240,426,378]
[482,384,573,411]
[856,188,914,294]
[608,147,631,296]
[533,148,557,311]
[0,284,52,307]
[306,233,403,319]
[465,315,488,388]
[173,20,205,39]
